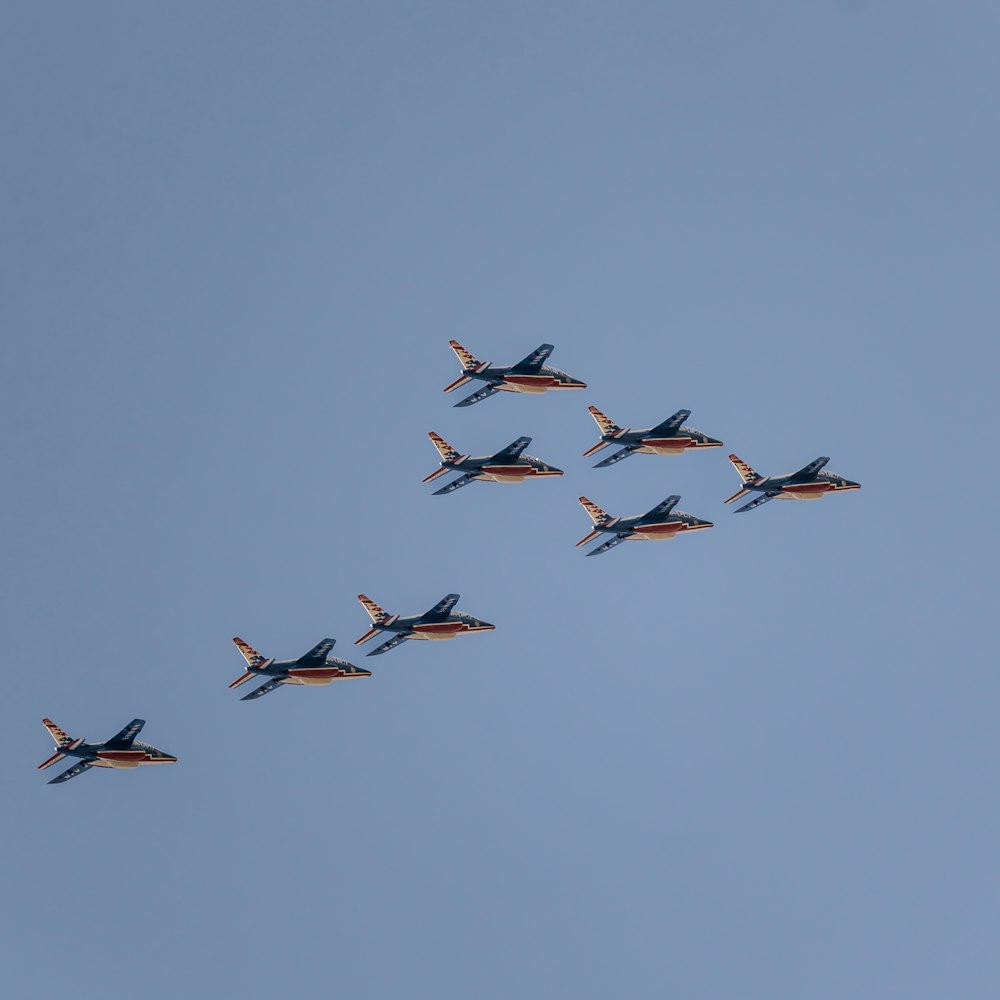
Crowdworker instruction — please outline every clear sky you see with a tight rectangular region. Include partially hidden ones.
[2,3,998,998]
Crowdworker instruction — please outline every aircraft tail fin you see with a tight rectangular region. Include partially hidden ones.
[42,718,74,748]
[728,454,761,485]
[579,496,613,526]
[358,594,391,624]
[428,432,460,463]
[448,340,481,372]
[232,637,268,669]
[588,405,621,437]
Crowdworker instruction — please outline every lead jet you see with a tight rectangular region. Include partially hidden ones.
[355,593,495,655]
[576,494,714,556]
[583,405,723,468]
[37,718,176,785]
[443,340,586,407]
[229,637,371,700]
[422,432,563,495]
[723,454,861,513]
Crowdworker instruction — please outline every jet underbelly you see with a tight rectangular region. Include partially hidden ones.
[637,437,694,454]
[781,482,835,499]
[478,464,532,483]
[411,621,465,639]
[631,521,683,540]
[94,749,149,768]
[502,374,558,392]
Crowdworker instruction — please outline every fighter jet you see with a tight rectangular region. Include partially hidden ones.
[37,718,176,784]
[576,494,714,556]
[422,432,563,495]
[355,593,495,655]
[723,454,861,513]
[443,340,586,407]
[583,405,723,468]
[229,637,371,700]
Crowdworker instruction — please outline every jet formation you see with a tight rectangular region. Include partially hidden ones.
[724,454,861,513]
[443,341,586,407]
[228,637,371,700]
[423,432,563,494]
[576,494,714,556]
[37,718,176,784]
[38,338,862,783]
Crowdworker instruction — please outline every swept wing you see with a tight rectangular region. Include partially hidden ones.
[734,493,778,513]
[593,446,636,468]
[649,409,692,436]
[791,457,830,480]
[489,436,531,463]
[455,384,500,407]
[105,719,145,748]
[510,344,554,372]
[641,495,681,521]
[298,638,336,665]
[241,677,286,701]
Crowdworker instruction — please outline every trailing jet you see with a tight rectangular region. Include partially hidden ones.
[422,432,563,495]
[583,405,723,468]
[723,454,861,513]
[37,718,176,785]
[229,637,371,700]
[443,340,586,407]
[576,494,713,556]
[355,593,495,655]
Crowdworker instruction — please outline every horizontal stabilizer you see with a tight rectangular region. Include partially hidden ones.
[229,671,256,690]
[442,373,472,393]
[582,440,611,458]
[37,750,66,770]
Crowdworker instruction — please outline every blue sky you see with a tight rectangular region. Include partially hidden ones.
[2,3,998,997]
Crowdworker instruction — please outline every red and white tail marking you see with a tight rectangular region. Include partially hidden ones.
[232,637,267,669]
[428,432,460,463]
[588,405,621,436]
[728,454,761,484]
[579,496,612,525]
[42,718,73,748]
[449,340,481,371]
[358,594,390,623]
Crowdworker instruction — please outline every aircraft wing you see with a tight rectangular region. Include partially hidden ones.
[298,638,336,665]
[432,473,479,496]
[649,409,692,436]
[490,436,531,463]
[424,593,460,619]
[791,456,830,479]
[586,533,629,556]
[366,632,414,656]
[48,760,93,784]
[455,384,500,407]
[241,677,286,701]
[641,495,681,521]
[510,343,554,372]
[105,719,145,748]
[734,492,778,513]
[593,446,636,468]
